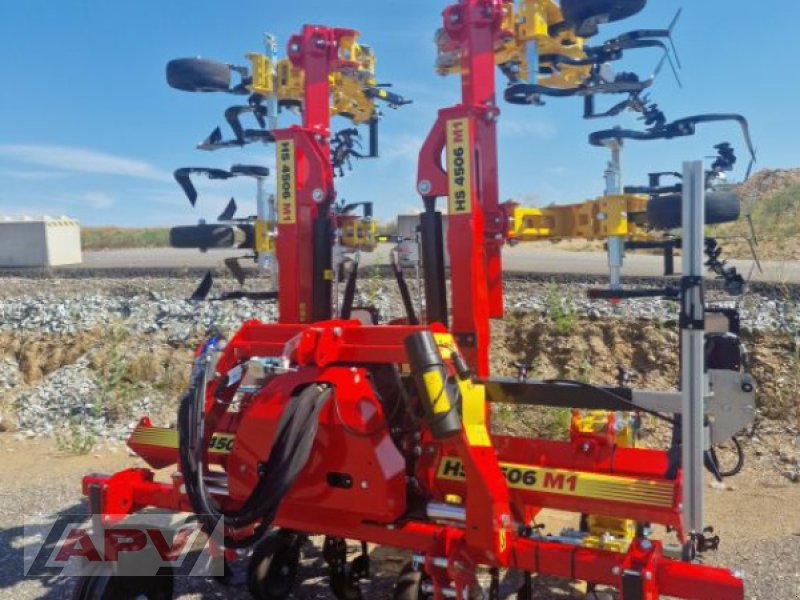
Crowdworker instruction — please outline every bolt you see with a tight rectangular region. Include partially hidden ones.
[640,539,653,551]
[240,465,246,473]
[581,442,591,453]
[312,188,324,201]
[645,571,652,581]
[289,42,300,53]
[418,180,432,195]
[333,327,343,336]
[361,480,369,489]
[612,566,620,576]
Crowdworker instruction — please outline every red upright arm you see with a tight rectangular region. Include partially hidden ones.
[274,26,359,324]
[417,1,507,377]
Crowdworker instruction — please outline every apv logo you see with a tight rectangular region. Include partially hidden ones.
[23,513,224,577]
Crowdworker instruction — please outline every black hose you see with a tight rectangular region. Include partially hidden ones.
[178,366,331,547]
[709,436,745,478]
[341,259,359,320]
[391,255,418,325]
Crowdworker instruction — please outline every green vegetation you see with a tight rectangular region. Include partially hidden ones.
[81,227,170,250]
[545,280,578,334]
[55,421,96,455]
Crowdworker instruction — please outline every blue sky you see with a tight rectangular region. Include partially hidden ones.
[0,1,797,226]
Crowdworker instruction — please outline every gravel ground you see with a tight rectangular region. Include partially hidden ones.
[0,274,798,599]
[0,274,797,335]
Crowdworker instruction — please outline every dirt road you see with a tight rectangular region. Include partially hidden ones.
[5,246,800,285]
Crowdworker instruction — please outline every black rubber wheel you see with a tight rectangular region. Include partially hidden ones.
[515,572,533,600]
[646,190,741,230]
[331,579,364,600]
[230,164,271,178]
[393,562,428,600]
[561,0,646,24]
[561,0,646,36]
[170,224,252,250]
[72,563,174,600]
[166,58,231,92]
[247,531,303,600]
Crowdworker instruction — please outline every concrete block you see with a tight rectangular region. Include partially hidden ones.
[0,216,82,267]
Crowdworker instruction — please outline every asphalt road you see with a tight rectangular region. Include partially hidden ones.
[41,245,800,284]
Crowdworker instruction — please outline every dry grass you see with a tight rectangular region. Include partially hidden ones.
[711,183,800,260]
[81,227,169,250]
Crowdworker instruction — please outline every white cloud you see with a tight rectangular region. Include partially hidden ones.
[81,192,114,209]
[0,190,115,218]
[498,118,557,140]
[0,144,171,182]
[0,169,72,181]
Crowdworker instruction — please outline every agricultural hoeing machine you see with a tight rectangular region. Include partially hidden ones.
[73,2,756,599]
[166,29,408,301]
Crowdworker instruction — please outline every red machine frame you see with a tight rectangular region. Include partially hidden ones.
[274,25,362,324]
[77,9,746,600]
[417,1,507,376]
[85,319,742,599]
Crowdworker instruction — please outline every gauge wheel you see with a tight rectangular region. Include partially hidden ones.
[166,58,231,92]
[230,165,271,178]
[560,0,647,37]
[560,0,647,25]
[646,190,741,230]
[170,224,253,250]
[247,531,303,600]
[71,563,174,600]
[393,562,429,600]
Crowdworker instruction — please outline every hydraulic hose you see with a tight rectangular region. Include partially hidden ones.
[178,362,331,547]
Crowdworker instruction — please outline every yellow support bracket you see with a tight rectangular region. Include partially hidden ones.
[340,218,378,252]
[438,0,591,88]
[250,33,384,125]
[247,53,274,96]
[507,194,649,242]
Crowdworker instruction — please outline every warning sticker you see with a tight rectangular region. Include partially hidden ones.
[128,427,236,455]
[436,457,675,508]
[446,118,472,215]
[277,140,296,224]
